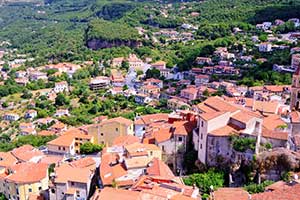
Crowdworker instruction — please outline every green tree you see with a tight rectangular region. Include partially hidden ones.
[21,90,33,99]
[55,93,70,106]
[146,68,160,79]
[183,169,224,195]
[121,61,129,71]
[80,142,104,154]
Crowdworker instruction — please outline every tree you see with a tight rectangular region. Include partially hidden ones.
[1,102,8,108]
[146,68,160,79]
[121,61,129,71]
[80,142,104,154]
[122,85,129,91]
[55,93,70,106]
[183,169,224,195]
[21,90,33,99]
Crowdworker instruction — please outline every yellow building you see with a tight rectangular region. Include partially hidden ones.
[0,162,49,200]
[87,117,134,146]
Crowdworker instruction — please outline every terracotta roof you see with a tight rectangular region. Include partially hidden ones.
[125,156,152,169]
[11,145,44,162]
[48,128,92,147]
[196,103,217,113]
[252,182,300,200]
[91,188,140,200]
[152,61,166,66]
[38,130,56,136]
[290,111,300,123]
[101,117,133,127]
[124,143,149,157]
[38,155,63,165]
[213,188,249,200]
[113,135,140,146]
[100,153,127,186]
[252,100,279,114]
[70,157,96,168]
[154,128,172,143]
[209,124,241,137]
[262,128,288,141]
[6,162,48,184]
[135,114,169,125]
[47,134,74,147]
[200,111,227,121]
[0,152,17,168]
[263,114,286,130]
[50,121,66,130]
[54,163,93,183]
[231,111,255,124]
[173,121,196,135]
[203,96,239,113]
[146,158,175,178]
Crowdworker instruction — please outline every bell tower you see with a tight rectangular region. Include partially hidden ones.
[290,65,300,111]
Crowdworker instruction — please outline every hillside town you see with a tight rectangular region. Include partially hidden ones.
[1,0,300,199]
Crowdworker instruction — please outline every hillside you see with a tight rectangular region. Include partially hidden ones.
[0,0,300,66]
[86,19,141,50]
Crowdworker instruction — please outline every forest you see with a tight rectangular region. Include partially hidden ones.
[0,0,300,83]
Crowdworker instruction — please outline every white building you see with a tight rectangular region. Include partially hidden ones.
[54,81,69,93]
[259,43,272,52]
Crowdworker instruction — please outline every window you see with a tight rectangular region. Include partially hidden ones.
[116,128,119,132]
[178,136,183,142]
[101,141,105,144]
[162,145,165,152]
[101,133,104,136]
[71,182,74,186]
[150,151,153,156]
[201,121,204,127]
[201,133,203,140]
[28,188,32,193]
[38,187,42,191]
[58,147,61,150]
[200,144,202,149]
[63,147,65,151]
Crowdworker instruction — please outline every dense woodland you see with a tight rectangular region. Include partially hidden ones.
[0,0,300,86]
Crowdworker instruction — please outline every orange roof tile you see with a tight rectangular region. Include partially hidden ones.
[100,153,127,186]
[91,188,140,200]
[146,158,174,178]
[262,128,288,141]
[38,130,56,136]
[135,114,169,125]
[231,111,255,124]
[113,135,140,146]
[200,111,227,121]
[6,162,48,184]
[213,188,249,200]
[101,116,133,127]
[154,128,172,143]
[209,124,241,137]
[54,163,93,183]
[0,152,17,168]
[252,182,300,200]
[263,114,286,131]
[11,145,44,162]
[70,157,95,168]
